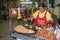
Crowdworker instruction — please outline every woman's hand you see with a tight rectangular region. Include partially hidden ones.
[23,18,27,22]
[28,16,34,21]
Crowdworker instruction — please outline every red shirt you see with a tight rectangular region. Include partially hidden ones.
[35,12,48,27]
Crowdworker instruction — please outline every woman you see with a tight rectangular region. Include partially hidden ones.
[32,3,52,29]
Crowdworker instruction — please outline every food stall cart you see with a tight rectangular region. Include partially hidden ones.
[9,8,47,40]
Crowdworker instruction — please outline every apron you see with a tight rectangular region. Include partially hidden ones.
[35,12,48,27]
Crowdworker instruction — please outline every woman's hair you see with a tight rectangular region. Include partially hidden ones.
[56,4,60,6]
[39,3,46,8]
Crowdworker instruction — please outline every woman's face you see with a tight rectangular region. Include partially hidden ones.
[39,7,45,12]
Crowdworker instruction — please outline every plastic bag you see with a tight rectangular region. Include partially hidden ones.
[54,28,60,40]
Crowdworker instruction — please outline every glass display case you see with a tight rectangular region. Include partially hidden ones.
[9,8,46,40]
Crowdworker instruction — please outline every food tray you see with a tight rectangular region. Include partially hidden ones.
[13,25,36,35]
[13,30,36,35]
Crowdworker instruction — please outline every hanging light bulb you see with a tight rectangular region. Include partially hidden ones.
[13,10,17,14]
